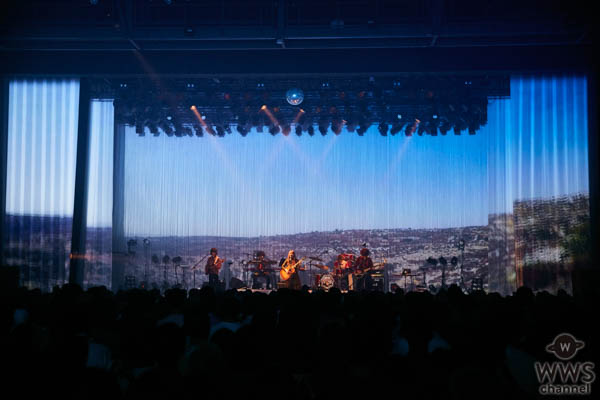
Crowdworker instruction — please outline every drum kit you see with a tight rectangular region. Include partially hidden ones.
[306,256,335,291]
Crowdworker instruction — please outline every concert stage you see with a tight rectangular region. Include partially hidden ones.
[0,1,594,299]
[0,4,597,400]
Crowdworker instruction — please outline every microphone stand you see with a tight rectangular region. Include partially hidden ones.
[192,255,209,289]
[225,260,233,290]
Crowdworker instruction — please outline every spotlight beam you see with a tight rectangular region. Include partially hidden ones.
[292,108,305,124]
[261,105,280,128]
[190,105,214,135]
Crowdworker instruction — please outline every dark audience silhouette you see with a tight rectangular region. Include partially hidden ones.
[1,283,596,400]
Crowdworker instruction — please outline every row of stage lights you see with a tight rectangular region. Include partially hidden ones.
[131,104,482,138]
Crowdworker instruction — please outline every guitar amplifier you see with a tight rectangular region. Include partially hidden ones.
[276,282,288,289]
[370,275,384,292]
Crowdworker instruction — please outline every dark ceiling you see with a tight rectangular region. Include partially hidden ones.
[0,0,595,75]
[0,0,593,51]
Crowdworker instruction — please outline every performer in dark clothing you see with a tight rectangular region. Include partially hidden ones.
[251,250,272,289]
[205,248,224,289]
[354,248,374,291]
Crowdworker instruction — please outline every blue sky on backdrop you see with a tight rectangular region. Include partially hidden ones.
[5,76,589,237]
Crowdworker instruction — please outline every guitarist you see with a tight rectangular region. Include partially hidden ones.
[354,248,374,291]
[279,250,304,290]
[205,248,224,290]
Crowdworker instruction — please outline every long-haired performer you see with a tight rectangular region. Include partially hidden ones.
[205,248,225,289]
[279,250,305,290]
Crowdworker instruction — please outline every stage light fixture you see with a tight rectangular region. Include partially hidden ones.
[318,123,328,136]
[406,119,420,136]
[135,124,145,136]
[454,119,466,135]
[378,123,389,136]
[173,121,184,137]
[194,124,203,137]
[182,126,193,137]
[160,122,174,136]
[236,124,249,137]
[307,125,315,136]
[427,257,438,266]
[125,114,136,126]
[331,120,343,135]
[281,124,291,136]
[216,125,225,137]
[439,120,450,135]
[429,123,439,136]
[295,125,302,136]
[148,124,159,136]
[269,124,280,135]
[390,122,404,135]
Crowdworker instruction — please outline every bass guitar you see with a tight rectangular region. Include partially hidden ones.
[279,257,306,281]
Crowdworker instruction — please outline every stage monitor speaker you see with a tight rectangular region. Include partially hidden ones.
[229,277,245,289]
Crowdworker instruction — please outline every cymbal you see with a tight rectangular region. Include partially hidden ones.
[311,264,329,270]
[308,256,323,261]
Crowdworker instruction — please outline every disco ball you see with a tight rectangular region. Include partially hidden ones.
[286,88,304,106]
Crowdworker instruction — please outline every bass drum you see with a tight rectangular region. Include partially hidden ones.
[319,274,335,291]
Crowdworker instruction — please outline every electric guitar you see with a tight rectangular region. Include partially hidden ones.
[279,257,306,281]
[355,258,387,275]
